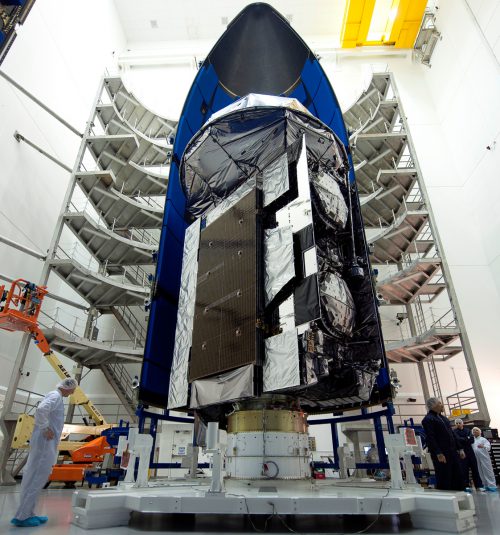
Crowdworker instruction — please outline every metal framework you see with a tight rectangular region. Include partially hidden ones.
[0,71,490,486]
[345,72,489,424]
[0,75,178,482]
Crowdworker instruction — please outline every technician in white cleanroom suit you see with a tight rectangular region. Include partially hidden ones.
[471,427,498,492]
[11,378,78,527]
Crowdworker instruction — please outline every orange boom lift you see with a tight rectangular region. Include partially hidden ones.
[0,279,115,485]
[0,278,106,425]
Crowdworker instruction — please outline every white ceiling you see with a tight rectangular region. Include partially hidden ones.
[113,0,347,45]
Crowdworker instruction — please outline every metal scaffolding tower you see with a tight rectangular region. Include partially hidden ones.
[344,73,489,425]
[0,75,177,447]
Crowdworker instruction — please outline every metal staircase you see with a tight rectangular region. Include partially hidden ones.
[101,362,138,419]
[33,75,177,421]
[344,73,489,422]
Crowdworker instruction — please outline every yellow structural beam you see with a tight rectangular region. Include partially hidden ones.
[44,351,107,425]
[11,414,114,450]
[340,0,376,48]
[385,0,428,48]
[340,0,427,48]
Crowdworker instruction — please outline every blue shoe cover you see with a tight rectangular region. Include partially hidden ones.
[11,517,41,526]
[35,516,48,523]
[486,486,498,492]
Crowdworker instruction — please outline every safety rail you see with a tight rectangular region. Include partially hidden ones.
[348,90,383,140]
[99,261,152,289]
[446,388,479,418]
[413,297,427,334]
[55,243,148,288]
[396,146,414,169]
[385,305,459,344]
[116,182,165,210]
[112,226,159,246]
[130,227,160,246]
[38,308,85,338]
[1,387,44,419]
[400,247,440,268]
[141,163,170,177]
[68,198,108,229]
[68,198,162,241]
[55,243,99,272]
[103,362,137,403]
[123,264,151,288]
[112,305,147,346]
[39,307,143,349]
[427,354,443,400]
[137,194,164,210]
[391,114,404,134]
[404,183,425,208]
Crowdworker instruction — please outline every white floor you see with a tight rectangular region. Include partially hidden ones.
[0,483,499,534]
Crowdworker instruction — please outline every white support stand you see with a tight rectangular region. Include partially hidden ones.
[117,429,153,488]
[205,422,224,495]
[71,427,475,533]
[181,444,200,478]
[385,434,406,490]
[72,478,476,532]
[337,445,348,479]
[385,429,421,490]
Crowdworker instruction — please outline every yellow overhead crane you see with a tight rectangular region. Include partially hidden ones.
[340,0,428,49]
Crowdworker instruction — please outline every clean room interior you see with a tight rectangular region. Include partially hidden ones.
[0,0,499,533]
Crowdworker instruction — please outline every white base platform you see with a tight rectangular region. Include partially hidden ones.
[72,479,475,533]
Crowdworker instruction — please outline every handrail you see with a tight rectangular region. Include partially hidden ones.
[114,305,147,345]
[0,387,44,417]
[103,362,138,409]
[38,308,84,338]
[446,388,478,416]
[123,264,151,288]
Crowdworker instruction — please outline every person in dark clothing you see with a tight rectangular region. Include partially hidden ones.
[422,397,466,491]
[453,418,485,492]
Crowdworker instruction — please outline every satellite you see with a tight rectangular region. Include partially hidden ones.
[141,3,390,429]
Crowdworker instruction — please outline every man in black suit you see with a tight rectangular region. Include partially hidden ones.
[453,418,484,491]
[422,397,466,491]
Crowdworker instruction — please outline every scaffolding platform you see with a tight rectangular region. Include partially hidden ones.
[85,155,167,197]
[103,76,176,146]
[49,258,149,308]
[385,327,462,363]
[360,169,418,225]
[72,479,475,533]
[87,133,139,166]
[42,327,143,366]
[365,209,430,264]
[377,258,445,304]
[353,133,407,183]
[63,212,156,266]
[76,171,163,229]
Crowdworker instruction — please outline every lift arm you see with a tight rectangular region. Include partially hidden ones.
[0,279,107,425]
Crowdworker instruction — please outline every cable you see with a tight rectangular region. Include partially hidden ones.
[269,501,300,534]
[243,494,273,533]
[355,487,391,534]
[229,485,391,535]
[263,460,279,479]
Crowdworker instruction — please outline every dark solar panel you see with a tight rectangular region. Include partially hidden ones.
[189,190,258,381]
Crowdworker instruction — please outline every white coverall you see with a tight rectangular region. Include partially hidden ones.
[472,436,496,488]
[15,390,64,521]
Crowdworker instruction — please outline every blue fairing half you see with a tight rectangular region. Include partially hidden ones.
[140,9,379,407]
